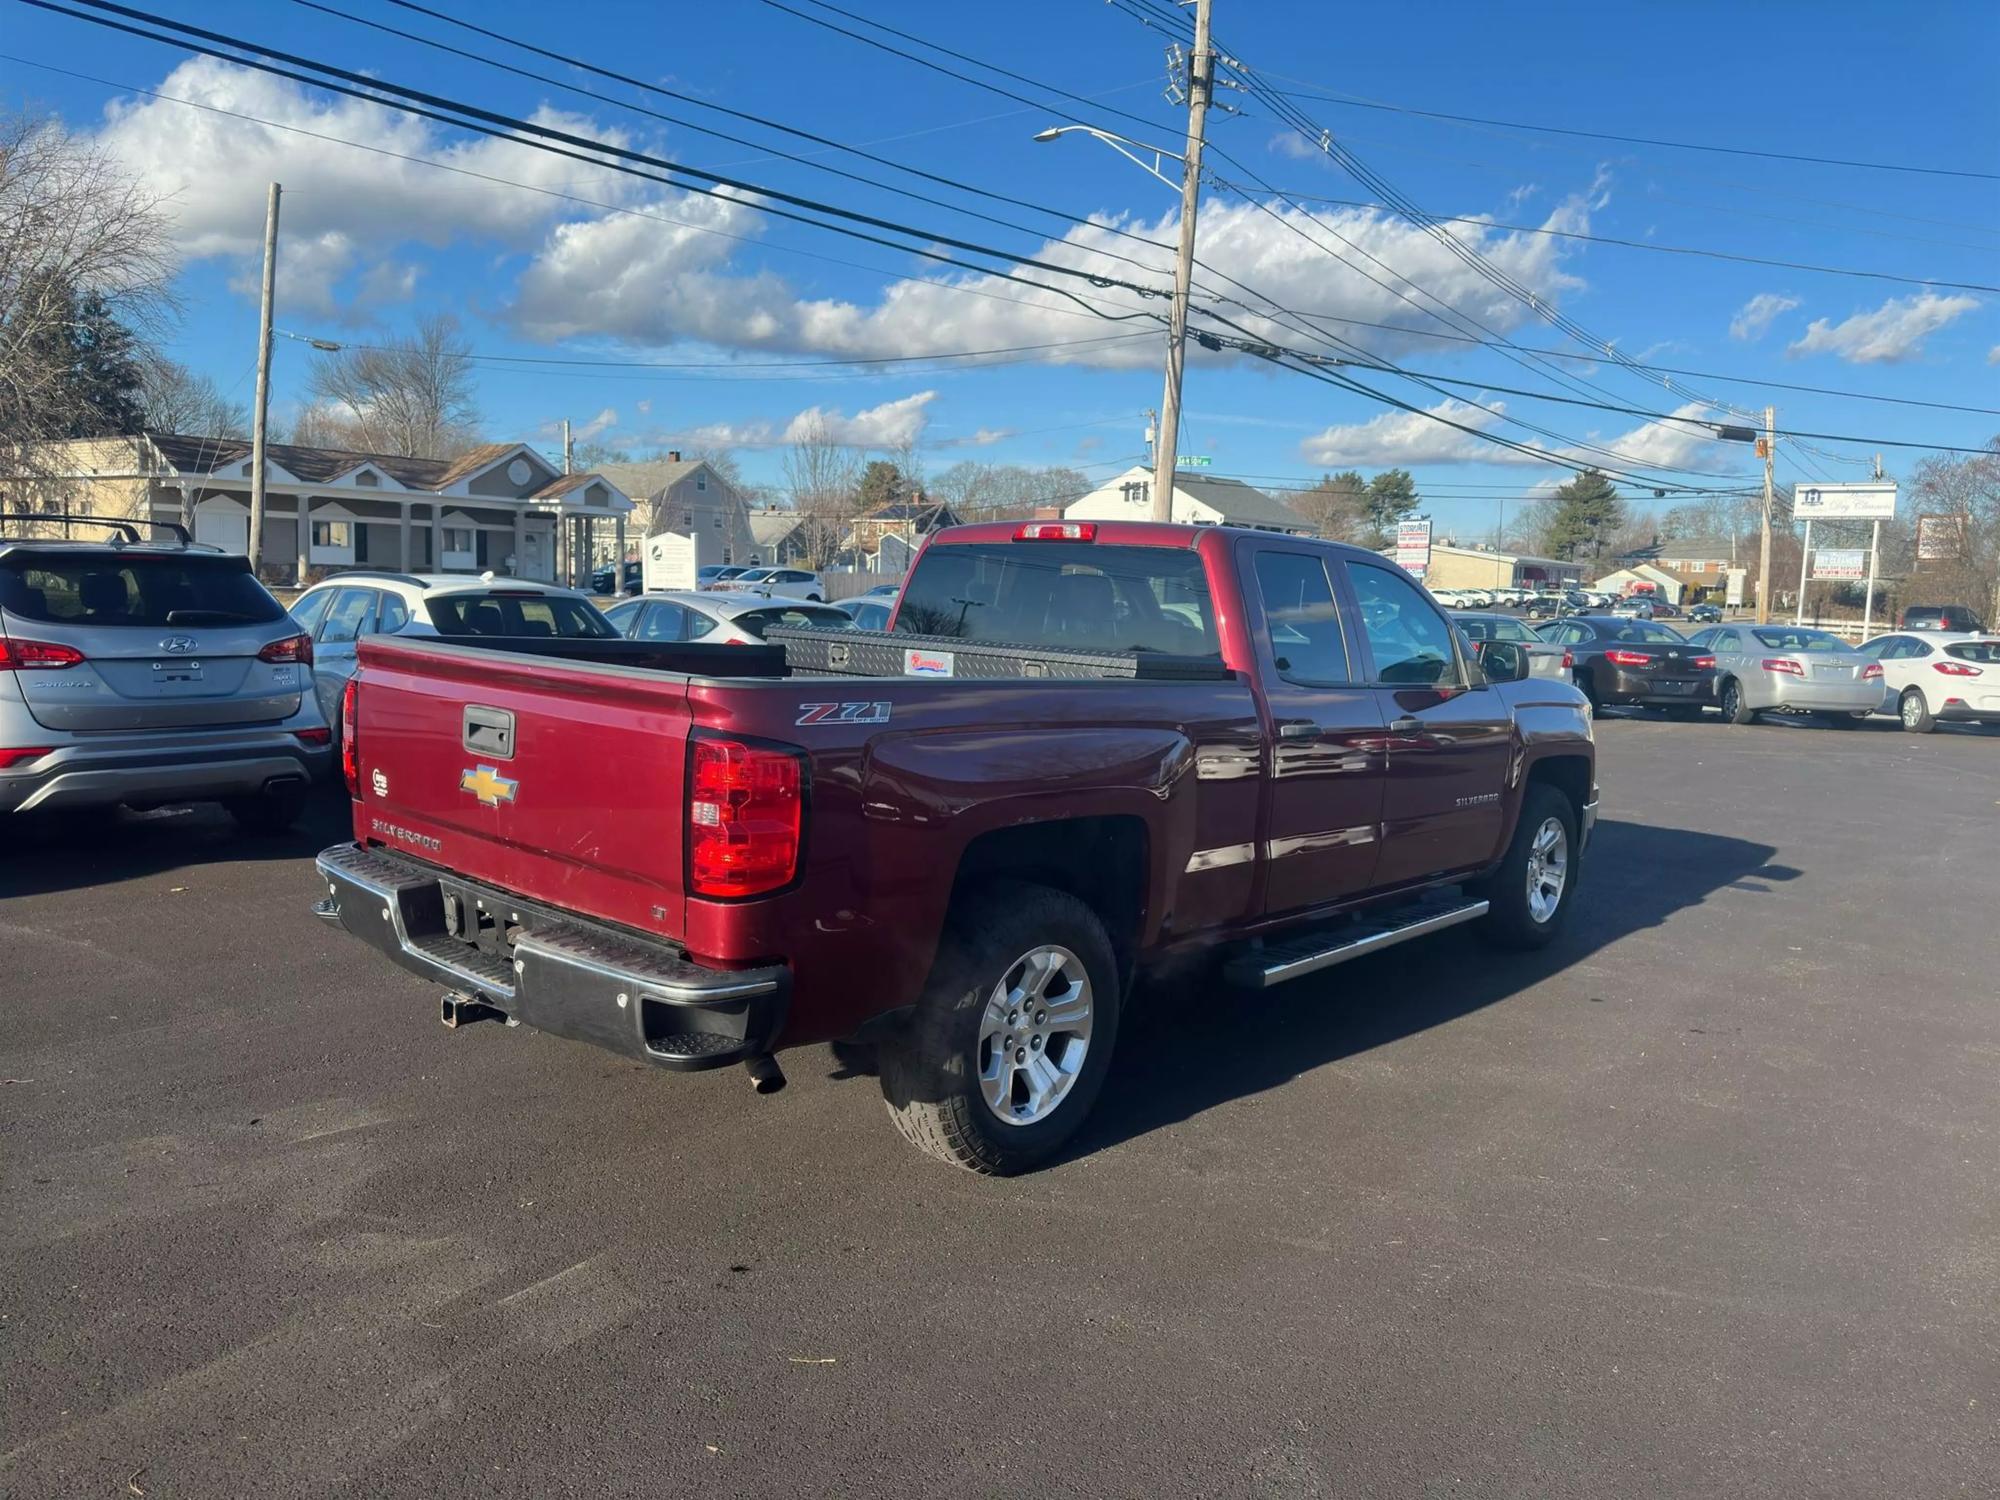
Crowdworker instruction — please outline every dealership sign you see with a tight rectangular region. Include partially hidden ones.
[1793,482,1896,520]
[1916,513,1967,560]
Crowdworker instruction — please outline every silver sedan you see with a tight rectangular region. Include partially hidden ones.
[1688,624,1882,724]
[1452,611,1571,682]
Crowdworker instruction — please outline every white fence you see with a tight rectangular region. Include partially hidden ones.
[824,570,901,601]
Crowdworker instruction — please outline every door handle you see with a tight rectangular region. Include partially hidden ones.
[1387,716,1422,732]
[1277,721,1319,740]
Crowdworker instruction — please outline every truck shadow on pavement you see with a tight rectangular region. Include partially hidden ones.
[1060,817,1799,1165]
[0,790,352,902]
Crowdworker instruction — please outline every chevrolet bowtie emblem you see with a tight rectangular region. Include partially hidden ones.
[460,764,518,808]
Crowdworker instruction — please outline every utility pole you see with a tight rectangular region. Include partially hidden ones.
[1755,404,1775,624]
[1151,0,1214,524]
[562,418,573,475]
[247,182,280,576]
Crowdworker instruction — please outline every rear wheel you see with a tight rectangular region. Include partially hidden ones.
[879,881,1120,1175]
[1580,673,1606,718]
[1899,688,1936,734]
[227,781,308,835]
[1475,784,1578,951]
[1720,677,1756,725]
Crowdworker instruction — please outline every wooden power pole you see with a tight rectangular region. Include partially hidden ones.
[247,182,280,575]
[1150,0,1214,523]
[1755,404,1775,624]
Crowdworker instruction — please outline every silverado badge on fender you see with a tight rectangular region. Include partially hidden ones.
[460,764,518,808]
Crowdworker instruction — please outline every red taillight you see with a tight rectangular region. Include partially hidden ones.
[293,727,332,746]
[1933,661,1982,677]
[0,638,86,670]
[1014,522,1096,541]
[1861,662,1883,681]
[259,632,313,666]
[1604,649,1653,666]
[1561,649,1573,669]
[1762,658,1805,676]
[341,675,360,797]
[0,747,54,770]
[688,736,803,899]
[1692,655,1716,670]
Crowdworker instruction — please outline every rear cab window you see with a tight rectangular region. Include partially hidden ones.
[0,553,284,628]
[895,540,1220,658]
[1253,551,1349,684]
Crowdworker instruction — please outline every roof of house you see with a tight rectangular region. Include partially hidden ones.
[1167,471,1308,531]
[597,459,712,498]
[748,510,805,546]
[1621,537,1738,562]
[531,472,606,500]
[142,432,541,491]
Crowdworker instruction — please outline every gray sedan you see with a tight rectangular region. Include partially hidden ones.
[602,591,853,645]
[1452,611,1571,682]
[1686,624,1881,725]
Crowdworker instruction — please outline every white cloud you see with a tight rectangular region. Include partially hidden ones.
[1300,396,1742,476]
[576,407,619,442]
[1730,292,1800,341]
[1787,293,1979,364]
[1268,131,1323,162]
[664,391,937,450]
[936,427,1016,449]
[92,57,641,312]
[1988,345,1999,365]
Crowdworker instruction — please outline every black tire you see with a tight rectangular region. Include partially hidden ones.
[1898,687,1936,734]
[1475,784,1579,951]
[227,781,308,835]
[1661,703,1704,721]
[879,880,1121,1175]
[1580,671,1607,719]
[1719,677,1756,725]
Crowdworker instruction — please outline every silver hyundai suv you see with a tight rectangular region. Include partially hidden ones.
[0,515,331,830]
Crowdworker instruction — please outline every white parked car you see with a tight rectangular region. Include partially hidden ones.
[712,565,826,602]
[288,572,611,737]
[1855,630,2000,732]
[601,590,853,645]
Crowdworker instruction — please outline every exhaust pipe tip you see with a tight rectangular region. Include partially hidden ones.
[743,1054,786,1095]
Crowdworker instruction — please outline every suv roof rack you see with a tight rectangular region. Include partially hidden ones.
[0,512,196,548]
[318,569,428,587]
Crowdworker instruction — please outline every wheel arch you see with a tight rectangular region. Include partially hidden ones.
[1524,753,1592,825]
[950,815,1149,988]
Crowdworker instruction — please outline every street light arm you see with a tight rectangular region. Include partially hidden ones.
[1033,124,1184,192]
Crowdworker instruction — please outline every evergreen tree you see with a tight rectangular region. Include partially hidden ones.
[1363,468,1420,546]
[1545,468,1625,560]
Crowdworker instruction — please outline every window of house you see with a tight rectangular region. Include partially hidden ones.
[443,527,474,553]
[354,471,379,487]
[696,473,707,491]
[311,521,352,549]
[681,510,693,527]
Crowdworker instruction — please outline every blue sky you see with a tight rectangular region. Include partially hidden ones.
[7,0,1997,536]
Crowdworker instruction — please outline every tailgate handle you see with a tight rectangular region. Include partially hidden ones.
[463,705,516,760]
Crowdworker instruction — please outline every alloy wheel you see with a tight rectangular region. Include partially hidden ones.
[1524,817,1569,925]
[976,945,1094,1127]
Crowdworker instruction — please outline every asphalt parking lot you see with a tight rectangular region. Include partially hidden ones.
[3,713,1995,1498]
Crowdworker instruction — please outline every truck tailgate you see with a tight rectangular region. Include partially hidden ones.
[353,638,693,937]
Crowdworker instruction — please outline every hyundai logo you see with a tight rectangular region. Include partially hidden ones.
[159,636,198,654]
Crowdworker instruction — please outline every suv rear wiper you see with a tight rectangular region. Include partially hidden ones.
[164,608,257,625]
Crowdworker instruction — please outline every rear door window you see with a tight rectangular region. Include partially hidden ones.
[289,588,335,637]
[1253,551,1350,685]
[636,602,689,642]
[0,554,284,627]
[318,588,378,645]
[896,540,1220,657]
[376,593,410,633]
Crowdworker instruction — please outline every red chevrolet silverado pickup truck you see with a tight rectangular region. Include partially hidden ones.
[312,521,1596,1173]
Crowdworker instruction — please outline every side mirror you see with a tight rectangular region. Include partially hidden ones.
[1480,639,1531,683]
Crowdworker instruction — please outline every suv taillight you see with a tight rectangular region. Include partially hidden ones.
[341,675,360,797]
[0,638,86,670]
[688,736,804,899]
[259,632,313,666]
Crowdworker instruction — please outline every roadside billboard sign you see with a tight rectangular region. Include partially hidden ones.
[1395,518,1432,580]
[1793,482,1896,521]
[1916,513,1966,560]
[1812,548,1867,580]
[1724,568,1747,607]
[642,530,700,592]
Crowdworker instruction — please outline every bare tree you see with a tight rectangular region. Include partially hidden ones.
[0,110,179,480]
[303,313,482,457]
[139,356,249,437]
[1289,470,1369,540]
[781,415,863,567]
[1905,439,2000,619]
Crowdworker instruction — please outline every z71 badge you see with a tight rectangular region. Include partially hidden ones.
[795,701,892,726]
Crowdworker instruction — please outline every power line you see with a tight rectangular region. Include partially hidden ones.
[1234,186,2000,295]
[1260,79,2000,184]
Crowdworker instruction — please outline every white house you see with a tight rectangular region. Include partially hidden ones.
[6,433,635,587]
[1064,466,1313,534]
